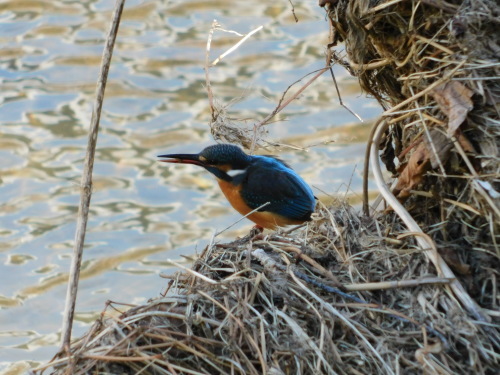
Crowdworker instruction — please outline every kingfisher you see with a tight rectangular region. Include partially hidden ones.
[158,144,316,229]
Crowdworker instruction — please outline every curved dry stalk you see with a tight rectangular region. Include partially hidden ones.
[369,119,489,324]
[362,117,384,216]
[349,58,391,70]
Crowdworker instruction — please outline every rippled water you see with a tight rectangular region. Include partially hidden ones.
[0,0,381,371]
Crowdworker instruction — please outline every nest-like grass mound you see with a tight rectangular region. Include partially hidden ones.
[326,0,499,320]
[43,203,497,374]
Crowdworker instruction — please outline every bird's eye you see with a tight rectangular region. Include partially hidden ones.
[200,155,215,165]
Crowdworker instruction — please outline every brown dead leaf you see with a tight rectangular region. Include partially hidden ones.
[423,128,453,170]
[455,129,476,154]
[455,129,480,171]
[439,248,471,275]
[393,140,430,200]
[394,128,452,200]
[432,81,473,135]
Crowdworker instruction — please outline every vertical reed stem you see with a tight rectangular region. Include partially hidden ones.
[60,0,125,351]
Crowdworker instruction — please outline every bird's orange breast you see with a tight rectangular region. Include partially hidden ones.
[217,179,306,229]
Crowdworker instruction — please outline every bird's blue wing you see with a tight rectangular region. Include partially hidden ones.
[239,161,316,221]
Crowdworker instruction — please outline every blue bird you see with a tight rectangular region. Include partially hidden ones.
[158,144,316,229]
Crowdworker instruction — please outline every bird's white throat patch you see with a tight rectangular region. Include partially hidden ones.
[227,168,248,178]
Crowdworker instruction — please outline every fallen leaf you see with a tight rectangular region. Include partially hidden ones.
[432,81,473,135]
[393,140,430,200]
[440,248,471,275]
[455,129,480,171]
[393,128,452,200]
[423,128,453,170]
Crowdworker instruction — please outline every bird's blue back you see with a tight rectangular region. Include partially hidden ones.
[234,155,316,221]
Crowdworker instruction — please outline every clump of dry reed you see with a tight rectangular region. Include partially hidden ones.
[329,0,499,234]
[325,0,499,335]
[41,201,497,374]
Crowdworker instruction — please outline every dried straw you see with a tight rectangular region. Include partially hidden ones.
[324,0,499,338]
[38,201,498,374]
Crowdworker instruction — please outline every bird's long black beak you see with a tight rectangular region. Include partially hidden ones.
[157,153,205,167]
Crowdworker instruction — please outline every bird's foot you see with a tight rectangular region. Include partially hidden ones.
[250,225,264,235]
[248,225,265,240]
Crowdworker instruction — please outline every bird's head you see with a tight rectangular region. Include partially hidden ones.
[158,144,251,181]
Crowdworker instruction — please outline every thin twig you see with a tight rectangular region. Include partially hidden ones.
[451,137,500,219]
[60,0,125,351]
[82,354,162,361]
[329,67,363,122]
[205,20,218,120]
[164,259,218,285]
[287,0,298,22]
[365,0,405,14]
[211,25,263,67]
[250,67,330,152]
[344,277,452,291]
[214,202,270,237]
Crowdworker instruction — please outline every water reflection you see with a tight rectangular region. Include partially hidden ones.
[0,0,381,370]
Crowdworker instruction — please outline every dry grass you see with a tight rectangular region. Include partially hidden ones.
[37,1,500,374]
[39,202,497,374]
[327,0,499,328]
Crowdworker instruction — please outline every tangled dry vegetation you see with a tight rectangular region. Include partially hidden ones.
[326,0,499,330]
[42,203,496,374]
[329,0,499,239]
[40,0,499,374]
